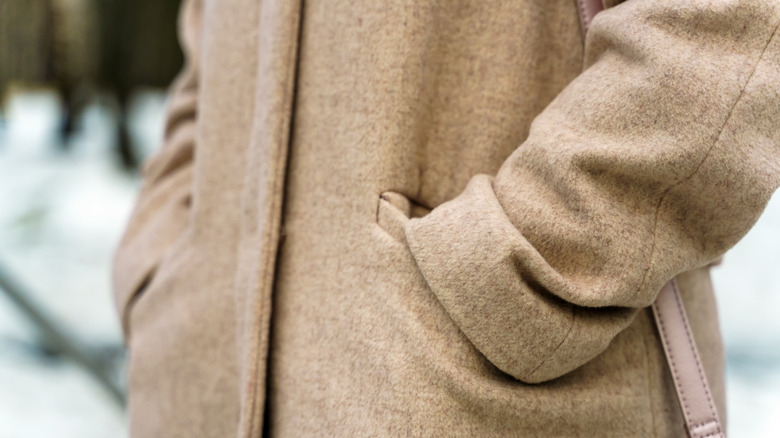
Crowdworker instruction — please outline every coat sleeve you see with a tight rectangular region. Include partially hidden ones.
[112,0,202,336]
[404,0,780,383]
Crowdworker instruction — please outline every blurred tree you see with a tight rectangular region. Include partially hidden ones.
[0,0,53,87]
[0,0,183,170]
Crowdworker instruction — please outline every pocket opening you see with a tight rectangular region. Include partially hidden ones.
[376,191,431,243]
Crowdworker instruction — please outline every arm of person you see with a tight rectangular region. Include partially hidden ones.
[405,0,780,383]
[112,0,202,337]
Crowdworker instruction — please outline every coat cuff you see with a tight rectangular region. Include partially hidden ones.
[404,174,577,383]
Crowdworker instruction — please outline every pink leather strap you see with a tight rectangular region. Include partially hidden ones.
[652,281,725,438]
[575,3,725,436]
[575,0,604,38]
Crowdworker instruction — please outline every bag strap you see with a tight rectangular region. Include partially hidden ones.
[575,2,725,436]
[653,281,725,438]
[575,0,605,37]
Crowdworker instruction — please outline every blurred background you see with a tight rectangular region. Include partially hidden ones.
[0,0,181,436]
[0,0,778,437]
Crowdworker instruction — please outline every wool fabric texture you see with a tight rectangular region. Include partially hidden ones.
[114,0,780,436]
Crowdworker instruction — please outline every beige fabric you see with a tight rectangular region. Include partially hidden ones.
[113,0,780,436]
[578,5,725,435]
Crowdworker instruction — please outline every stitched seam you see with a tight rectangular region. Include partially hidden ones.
[692,427,725,438]
[577,0,600,39]
[485,176,580,382]
[526,305,576,380]
[653,297,692,423]
[670,281,721,433]
[636,19,780,296]
[690,420,724,438]
[691,420,719,431]
[577,0,590,37]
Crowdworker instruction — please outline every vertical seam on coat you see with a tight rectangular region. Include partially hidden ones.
[261,1,307,434]
[636,18,780,297]
[245,2,306,436]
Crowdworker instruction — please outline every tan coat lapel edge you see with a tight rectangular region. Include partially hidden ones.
[234,0,304,436]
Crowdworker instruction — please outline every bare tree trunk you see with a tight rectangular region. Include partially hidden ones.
[0,0,53,92]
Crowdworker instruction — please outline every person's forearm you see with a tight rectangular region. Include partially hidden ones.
[406,0,780,383]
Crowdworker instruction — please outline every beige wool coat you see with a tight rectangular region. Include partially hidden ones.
[113,0,780,436]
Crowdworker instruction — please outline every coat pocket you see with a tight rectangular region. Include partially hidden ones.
[376,191,432,243]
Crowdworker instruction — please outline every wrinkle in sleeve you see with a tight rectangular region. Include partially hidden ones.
[112,0,203,337]
[405,0,780,383]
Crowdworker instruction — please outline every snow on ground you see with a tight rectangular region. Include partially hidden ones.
[0,89,165,438]
[0,90,778,437]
